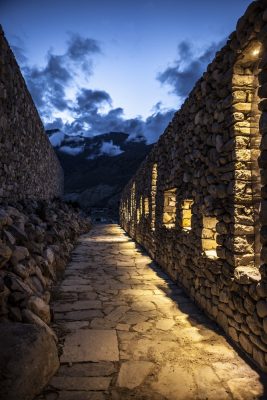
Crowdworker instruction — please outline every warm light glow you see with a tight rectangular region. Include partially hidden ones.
[181,199,193,230]
[252,47,260,56]
[151,164,158,230]
[144,197,149,216]
[137,207,140,223]
[202,216,218,258]
[204,249,218,259]
[163,188,176,228]
[131,183,136,218]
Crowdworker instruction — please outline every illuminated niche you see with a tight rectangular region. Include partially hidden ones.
[151,164,157,229]
[136,208,140,223]
[144,197,149,216]
[181,199,193,231]
[130,183,136,221]
[163,188,176,228]
[202,216,218,259]
[139,195,143,216]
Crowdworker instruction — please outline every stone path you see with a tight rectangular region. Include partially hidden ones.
[37,224,267,400]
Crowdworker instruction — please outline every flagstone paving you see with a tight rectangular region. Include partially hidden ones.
[37,224,267,400]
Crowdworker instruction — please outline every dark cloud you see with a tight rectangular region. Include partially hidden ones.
[45,54,71,82]
[66,34,100,61]
[23,53,71,111]
[23,57,69,111]
[66,33,101,73]
[22,32,101,114]
[158,39,226,98]
[16,32,174,144]
[76,89,111,112]
[60,103,174,144]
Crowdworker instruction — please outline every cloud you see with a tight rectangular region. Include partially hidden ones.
[22,32,101,115]
[66,33,100,73]
[48,131,65,147]
[76,89,111,112]
[23,53,71,111]
[99,140,124,157]
[15,32,184,144]
[62,102,175,144]
[59,145,84,156]
[45,117,64,131]
[158,39,226,98]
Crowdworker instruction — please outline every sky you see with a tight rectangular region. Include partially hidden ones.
[1,0,252,143]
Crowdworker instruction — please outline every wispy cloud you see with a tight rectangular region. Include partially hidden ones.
[59,145,84,156]
[11,36,224,144]
[158,39,226,98]
[99,140,124,157]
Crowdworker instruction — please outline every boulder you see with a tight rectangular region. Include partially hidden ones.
[0,322,59,400]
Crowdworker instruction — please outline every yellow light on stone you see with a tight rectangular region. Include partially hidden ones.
[251,46,260,57]
[204,249,218,260]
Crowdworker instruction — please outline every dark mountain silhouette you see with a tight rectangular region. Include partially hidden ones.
[46,130,152,219]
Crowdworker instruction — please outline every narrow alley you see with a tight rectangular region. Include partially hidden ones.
[37,225,266,400]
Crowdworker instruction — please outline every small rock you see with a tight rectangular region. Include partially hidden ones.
[28,295,51,324]
[256,300,267,318]
[22,309,57,342]
[44,247,55,265]
[0,242,12,267]
[117,361,154,389]
[11,246,29,266]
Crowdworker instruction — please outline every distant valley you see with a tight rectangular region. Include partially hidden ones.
[46,130,152,220]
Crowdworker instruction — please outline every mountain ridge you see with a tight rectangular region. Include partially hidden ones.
[46,130,152,218]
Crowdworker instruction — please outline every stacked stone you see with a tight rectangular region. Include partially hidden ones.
[0,26,63,201]
[120,0,267,372]
[0,199,90,338]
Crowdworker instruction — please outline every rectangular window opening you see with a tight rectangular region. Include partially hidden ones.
[181,199,193,231]
[137,207,141,223]
[202,216,218,259]
[163,188,176,229]
[130,183,136,222]
[139,196,143,216]
[151,164,157,230]
[144,197,149,216]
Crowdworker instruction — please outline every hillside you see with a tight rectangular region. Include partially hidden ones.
[46,130,152,219]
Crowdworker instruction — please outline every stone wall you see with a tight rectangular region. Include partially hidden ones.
[0,26,63,201]
[120,0,267,372]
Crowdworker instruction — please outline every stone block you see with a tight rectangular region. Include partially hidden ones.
[61,329,119,363]
[256,300,267,318]
[239,333,253,355]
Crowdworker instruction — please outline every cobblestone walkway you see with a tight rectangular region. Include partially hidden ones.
[38,224,266,400]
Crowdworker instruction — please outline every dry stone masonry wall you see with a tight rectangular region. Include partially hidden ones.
[0,26,63,201]
[0,28,91,399]
[120,0,267,372]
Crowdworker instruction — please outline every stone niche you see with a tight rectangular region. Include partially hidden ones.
[120,1,267,372]
[163,189,176,228]
[181,199,193,231]
[202,216,218,259]
[144,197,149,216]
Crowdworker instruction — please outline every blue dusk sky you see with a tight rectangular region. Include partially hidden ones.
[1,0,251,143]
